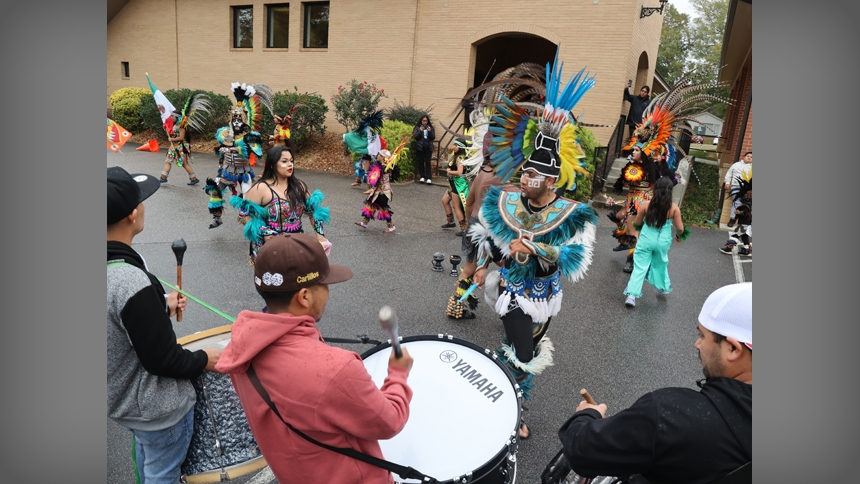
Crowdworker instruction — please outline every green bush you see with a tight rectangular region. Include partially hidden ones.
[331,79,387,132]
[111,97,146,133]
[385,99,434,127]
[109,87,150,107]
[680,162,720,227]
[109,87,151,133]
[139,88,232,139]
[258,87,328,150]
[378,120,417,182]
[568,125,598,203]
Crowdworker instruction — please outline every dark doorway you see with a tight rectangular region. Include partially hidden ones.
[473,34,557,89]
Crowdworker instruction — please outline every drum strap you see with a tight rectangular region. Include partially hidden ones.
[246,363,438,483]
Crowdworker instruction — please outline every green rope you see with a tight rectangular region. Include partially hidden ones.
[132,435,141,484]
[108,261,236,323]
[156,277,236,323]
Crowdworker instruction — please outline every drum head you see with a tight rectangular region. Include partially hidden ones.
[362,335,521,483]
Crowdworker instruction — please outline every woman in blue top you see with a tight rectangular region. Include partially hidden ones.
[623,176,689,308]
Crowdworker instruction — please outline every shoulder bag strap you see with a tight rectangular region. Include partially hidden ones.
[246,363,436,483]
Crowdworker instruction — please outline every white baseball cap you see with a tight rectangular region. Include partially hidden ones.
[698,282,752,350]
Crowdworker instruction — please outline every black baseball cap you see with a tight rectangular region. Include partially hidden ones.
[107,166,160,224]
[254,233,353,292]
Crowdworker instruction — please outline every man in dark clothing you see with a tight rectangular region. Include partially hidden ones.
[559,282,752,484]
[623,82,651,144]
[107,166,222,484]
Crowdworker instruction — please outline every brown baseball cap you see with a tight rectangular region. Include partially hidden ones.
[254,233,353,292]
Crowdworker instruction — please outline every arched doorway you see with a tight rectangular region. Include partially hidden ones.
[473,33,558,89]
[466,33,557,126]
[634,52,650,92]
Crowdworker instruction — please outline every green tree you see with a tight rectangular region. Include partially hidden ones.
[656,4,691,85]
[656,0,730,118]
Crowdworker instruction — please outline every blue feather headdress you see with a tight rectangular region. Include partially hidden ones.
[486,48,595,190]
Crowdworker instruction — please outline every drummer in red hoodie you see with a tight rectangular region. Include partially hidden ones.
[215,233,414,483]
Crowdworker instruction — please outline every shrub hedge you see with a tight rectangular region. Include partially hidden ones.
[385,99,434,128]
[108,87,151,133]
[257,88,328,150]
[378,120,416,182]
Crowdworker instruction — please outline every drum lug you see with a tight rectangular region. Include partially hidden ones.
[455,471,473,483]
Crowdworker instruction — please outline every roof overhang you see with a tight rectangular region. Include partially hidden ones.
[108,0,131,24]
[719,0,752,84]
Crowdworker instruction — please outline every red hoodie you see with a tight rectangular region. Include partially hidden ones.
[215,310,412,483]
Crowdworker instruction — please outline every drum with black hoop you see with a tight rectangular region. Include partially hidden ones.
[361,334,523,483]
[178,325,268,483]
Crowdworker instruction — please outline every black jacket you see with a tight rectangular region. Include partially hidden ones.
[559,377,751,484]
[624,88,651,126]
[413,124,435,151]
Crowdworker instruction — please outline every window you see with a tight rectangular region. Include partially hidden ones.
[121,61,130,79]
[303,2,329,48]
[233,5,254,48]
[267,4,289,48]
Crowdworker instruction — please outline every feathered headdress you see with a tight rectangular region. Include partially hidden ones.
[624,73,730,160]
[731,167,752,204]
[172,93,213,132]
[273,93,315,143]
[230,82,274,133]
[485,49,595,190]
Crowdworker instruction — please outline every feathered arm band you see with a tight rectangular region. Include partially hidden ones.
[229,196,269,243]
[677,226,690,241]
[304,189,330,236]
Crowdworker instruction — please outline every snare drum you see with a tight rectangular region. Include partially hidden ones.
[361,334,523,483]
[178,325,268,483]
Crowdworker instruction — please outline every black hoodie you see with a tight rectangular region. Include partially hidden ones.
[559,377,751,484]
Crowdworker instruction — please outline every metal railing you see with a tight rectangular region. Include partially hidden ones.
[590,115,627,195]
[432,105,468,177]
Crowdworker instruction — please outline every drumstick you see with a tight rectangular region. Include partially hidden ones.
[378,306,403,358]
[171,238,187,322]
[580,388,597,405]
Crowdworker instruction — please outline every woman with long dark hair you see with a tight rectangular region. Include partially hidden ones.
[608,145,660,273]
[231,144,331,264]
[412,115,436,184]
[623,176,688,308]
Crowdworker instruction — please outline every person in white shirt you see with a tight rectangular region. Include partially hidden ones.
[723,152,751,227]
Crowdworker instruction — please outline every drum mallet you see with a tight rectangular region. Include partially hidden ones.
[580,388,597,405]
[378,305,403,358]
[171,238,187,322]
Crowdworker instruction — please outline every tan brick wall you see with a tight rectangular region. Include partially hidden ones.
[108,0,664,145]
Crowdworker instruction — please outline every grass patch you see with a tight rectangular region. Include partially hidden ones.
[681,162,721,228]
[688,149,718,161]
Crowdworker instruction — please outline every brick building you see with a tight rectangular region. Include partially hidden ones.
[107,0,666,145]
[715,0,752,226]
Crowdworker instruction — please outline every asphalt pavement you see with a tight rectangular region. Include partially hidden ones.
[107,145,749,483]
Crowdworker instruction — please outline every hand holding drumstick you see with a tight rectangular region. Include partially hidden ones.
[576,388,608,417]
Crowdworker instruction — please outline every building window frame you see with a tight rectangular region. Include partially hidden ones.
[121,61,130,79]
[302,1,329,50]
[265,3,290,50]
[232,5,254,49]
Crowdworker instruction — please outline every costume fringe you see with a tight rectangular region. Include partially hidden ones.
[498,337,555,377]
[678,226,691,241]
[230,195,268,243]
[306,189,331,224]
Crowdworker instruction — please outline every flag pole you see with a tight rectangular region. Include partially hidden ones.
[146,72,178,153]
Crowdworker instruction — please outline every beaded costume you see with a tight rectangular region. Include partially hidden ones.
[612,74,729,271]
[230,184,330,264]
[208,82,274,229]
[466,49,598,400]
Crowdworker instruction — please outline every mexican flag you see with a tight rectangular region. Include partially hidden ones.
[146,73,176,133]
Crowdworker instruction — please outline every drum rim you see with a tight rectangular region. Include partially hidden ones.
[361,334,522,483]
[180,454,268,483]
